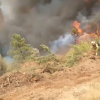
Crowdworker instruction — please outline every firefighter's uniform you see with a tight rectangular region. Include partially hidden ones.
[91,41,99,56]
[72,28,79,37]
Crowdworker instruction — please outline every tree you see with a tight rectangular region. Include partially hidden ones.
[8,33,39,62]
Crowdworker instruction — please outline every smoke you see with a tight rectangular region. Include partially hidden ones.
[3,56,12,63]
[50,0,100,55]
[80,1,100,34]
[0,0,100,57]
[50,33,75,54]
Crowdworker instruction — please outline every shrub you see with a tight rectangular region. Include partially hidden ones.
[35,45,59,64]
[0,55,8,76]
[66,41,91,67]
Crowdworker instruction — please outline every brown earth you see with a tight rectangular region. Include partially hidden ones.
[0,55,100,100]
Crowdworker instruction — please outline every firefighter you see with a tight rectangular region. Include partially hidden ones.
[72,28,79,37]
[91,41,99,56]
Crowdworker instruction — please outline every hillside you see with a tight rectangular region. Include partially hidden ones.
[0,54,100,100]
[0,0,100,100]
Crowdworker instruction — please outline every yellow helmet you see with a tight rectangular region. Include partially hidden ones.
[91,41,96,45]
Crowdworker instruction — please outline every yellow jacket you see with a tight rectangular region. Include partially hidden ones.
[92,43,99,50]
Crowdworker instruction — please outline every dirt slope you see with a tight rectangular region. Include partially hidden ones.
[0,55,100,100]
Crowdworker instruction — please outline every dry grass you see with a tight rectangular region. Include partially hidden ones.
[79,88,100,100]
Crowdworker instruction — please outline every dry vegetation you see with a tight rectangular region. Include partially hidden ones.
[66,41,91,67]
[1,34,100,76]
[0,34,100,99]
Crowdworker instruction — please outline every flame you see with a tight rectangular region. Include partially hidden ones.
[85,0,100,2]
[87,25,91,28]
[72,21,100,38]
[85,0,90,2]
[86,0,100,2]
[72,21,83,35]
[72,20,100,44]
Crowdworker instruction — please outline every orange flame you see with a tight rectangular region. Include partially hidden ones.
[87,25,91,28]
[72,20,100,45]
[85,0,90,2]
[72,21,83,35]
[85,0,100,2]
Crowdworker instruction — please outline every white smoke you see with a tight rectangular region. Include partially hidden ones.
[50,33,75,54]
[3,56,12,63]
[0,0,15,22]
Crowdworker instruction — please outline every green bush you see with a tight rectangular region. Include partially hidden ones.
[35,45,59,64]
[66,41,91,67]
[0,55,8,76]
[35,54,58,64]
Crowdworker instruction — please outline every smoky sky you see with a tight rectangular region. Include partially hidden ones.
[0,0,100,56]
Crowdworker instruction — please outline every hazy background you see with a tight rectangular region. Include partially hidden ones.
[0,0,100,57]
